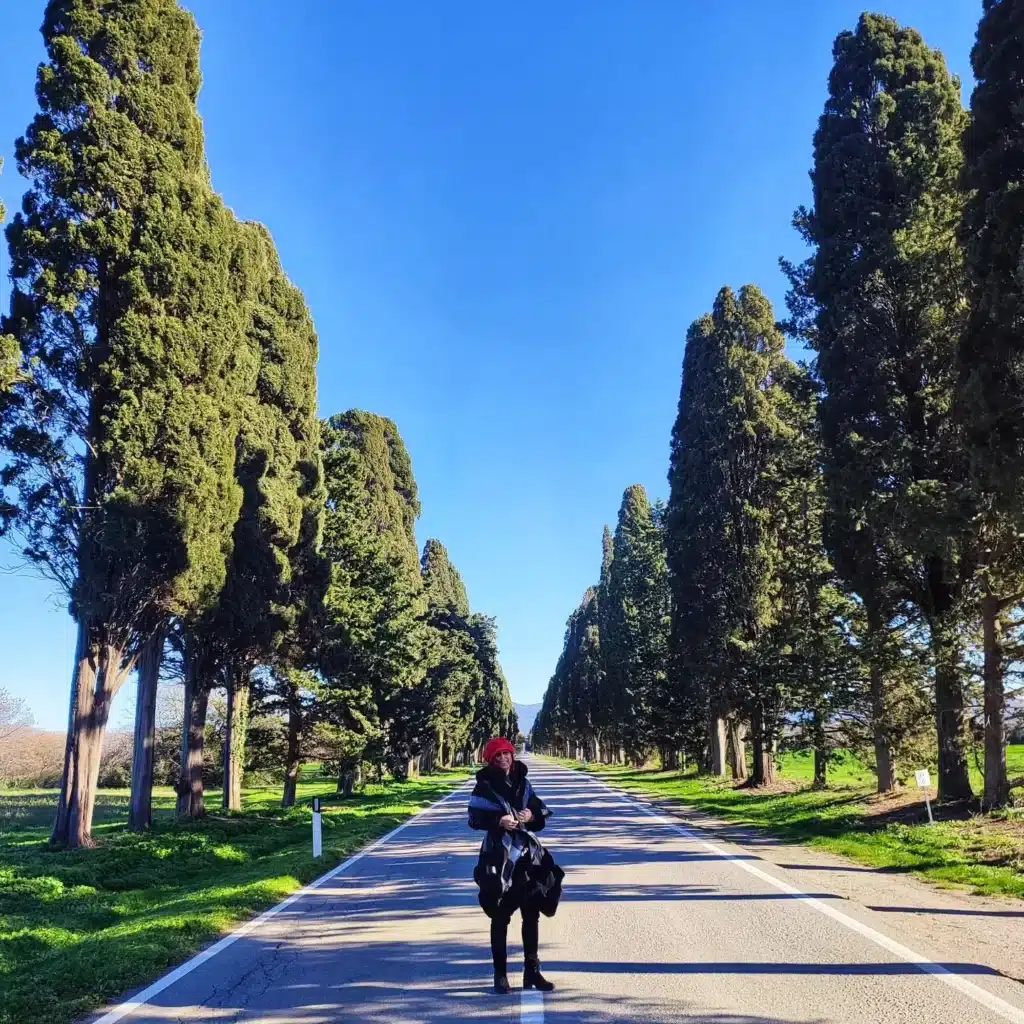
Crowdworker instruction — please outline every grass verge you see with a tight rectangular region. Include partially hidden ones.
[547,747,1024,900]
[0,769,470,1024]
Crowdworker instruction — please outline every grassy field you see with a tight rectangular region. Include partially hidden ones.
[0,768,470,1024]
[550,746,1024,900]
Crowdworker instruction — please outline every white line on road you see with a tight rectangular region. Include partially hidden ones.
[521,988,545,1024]
[574,769,1024,1024]
[93,781,472,1024]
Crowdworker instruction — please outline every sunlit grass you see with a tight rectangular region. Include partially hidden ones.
[0,767,470,1024]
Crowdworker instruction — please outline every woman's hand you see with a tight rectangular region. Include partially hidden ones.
[517,808,533,825]
[499,814,519,831]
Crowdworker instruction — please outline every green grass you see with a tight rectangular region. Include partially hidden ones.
[549,746,1024,900]
[0,768,470,1024]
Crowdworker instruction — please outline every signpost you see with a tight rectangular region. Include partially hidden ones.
[312,797,323,858]
[915,768,934,825]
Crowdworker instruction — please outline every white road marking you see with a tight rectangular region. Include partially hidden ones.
[521,988,545,1023]
[93,782,473,1024]
[572,768,1024,1024]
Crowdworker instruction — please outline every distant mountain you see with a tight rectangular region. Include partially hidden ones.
[514,702,542,737]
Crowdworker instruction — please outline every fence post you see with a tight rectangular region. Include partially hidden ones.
[312,796,323,857]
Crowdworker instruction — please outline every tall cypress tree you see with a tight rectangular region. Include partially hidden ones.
[603,485,670,764]
[958,0,1024,810]
[546,588,602,759]
[413,539,480,770]
[467,613,516,755]
[757,365,862,788]
[174,221,324,817]
[318,410,426,783]
[787,14,974,801]
[1,0,246,846]
[595,525,618,760]
[667,286,790,783]
[667,303,733,772]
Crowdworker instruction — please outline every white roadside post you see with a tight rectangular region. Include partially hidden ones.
[915,768,935,825]
[312,796,323,858]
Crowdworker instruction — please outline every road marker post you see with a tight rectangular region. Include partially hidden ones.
[915,768,935,824]
[312,796,323,858]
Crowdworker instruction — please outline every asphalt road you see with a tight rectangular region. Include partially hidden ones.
[96,757,1024,1024]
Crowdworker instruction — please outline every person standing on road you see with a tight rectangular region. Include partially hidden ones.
[468,738,563,995]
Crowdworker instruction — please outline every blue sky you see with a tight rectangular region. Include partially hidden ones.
[0,1,979,729]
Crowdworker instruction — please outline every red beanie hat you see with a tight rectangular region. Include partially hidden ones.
[482,737,516,764]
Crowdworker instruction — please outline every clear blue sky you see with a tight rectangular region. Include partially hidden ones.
[0,1,979,730]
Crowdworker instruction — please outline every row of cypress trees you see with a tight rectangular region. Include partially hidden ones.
[0,0,515,848]
[534,6,1024,811]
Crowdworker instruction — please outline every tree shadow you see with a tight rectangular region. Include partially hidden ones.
[866,904,1024,919]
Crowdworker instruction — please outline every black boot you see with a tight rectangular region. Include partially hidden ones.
[493,973,512,995]
[524,959,555,992]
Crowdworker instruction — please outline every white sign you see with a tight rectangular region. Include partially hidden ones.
[915,768,931,789]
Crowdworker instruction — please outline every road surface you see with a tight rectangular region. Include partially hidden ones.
[96,757,1024,1023]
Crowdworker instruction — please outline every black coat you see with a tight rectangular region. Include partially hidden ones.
[468,761,564,918]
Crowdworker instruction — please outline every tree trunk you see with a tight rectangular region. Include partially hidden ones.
[811,708,828,790]
[128,626,165,831]
[338,762,361,796]
[813,746,828,790]
[222,673,249,812]
[982,592,1009,810]
[870,661,897,794]
[177,671,209,819]
[727,716,747,780]
[931,621,973,802]
[750,707,776,787]
[281,687,302,809]
[866,606,897,794]
[708,716,727,777]
[52,622,133,848]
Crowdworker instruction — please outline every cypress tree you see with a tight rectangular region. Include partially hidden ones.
[595,525,618,760]
[667,286,790,783]
[532,676,561,754]
[547,588,602,760]
[467,613,515,757]
[318,410,426,784]
[172,221,323,817]
[757,366,860,788]
[414,539,480,770]
[667,304,733,773]
[787,14,974,801]
[575,589,603,761]
[603,485,670,765]
[958,0,1024,809]
[2,0,247,846]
